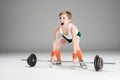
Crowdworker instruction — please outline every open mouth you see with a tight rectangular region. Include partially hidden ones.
[61,23,64,25]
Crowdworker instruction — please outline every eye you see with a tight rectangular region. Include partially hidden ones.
[59,17,61,19]
[63,17,65,19]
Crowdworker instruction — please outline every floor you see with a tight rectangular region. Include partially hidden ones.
[0,51,120,80]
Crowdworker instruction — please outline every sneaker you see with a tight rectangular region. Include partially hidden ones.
[79,60,87,69]
[52,60,62,65]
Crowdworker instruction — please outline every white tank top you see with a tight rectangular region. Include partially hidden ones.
[60,23,78,39]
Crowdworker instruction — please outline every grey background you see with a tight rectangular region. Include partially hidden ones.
[0,0,120,52]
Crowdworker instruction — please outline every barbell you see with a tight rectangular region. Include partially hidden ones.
[21,53,116,71]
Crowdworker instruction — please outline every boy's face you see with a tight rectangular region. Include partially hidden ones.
[59,14,71,26]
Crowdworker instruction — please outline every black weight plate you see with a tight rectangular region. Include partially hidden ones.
[94,55,100,71]
[27,53,37,67]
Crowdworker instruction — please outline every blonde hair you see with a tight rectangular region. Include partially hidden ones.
[59,10,72,19]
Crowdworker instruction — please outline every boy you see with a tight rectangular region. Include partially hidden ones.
[50,10,87,68]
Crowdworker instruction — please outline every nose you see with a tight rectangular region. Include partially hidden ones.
[60,18,64,22]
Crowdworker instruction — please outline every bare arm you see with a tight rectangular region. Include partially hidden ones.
[52,26,60,51]
[71,25,77,53]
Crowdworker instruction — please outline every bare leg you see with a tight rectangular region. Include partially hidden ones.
[51,38,67,63]
[72,36,83,64]
[76,37,87,68]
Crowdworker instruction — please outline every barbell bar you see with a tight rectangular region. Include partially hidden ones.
[21,53,116,71]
